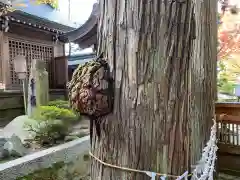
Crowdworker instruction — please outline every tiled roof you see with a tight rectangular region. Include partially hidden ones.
[6,10,75,34]
[14,0,75,27]
[0,0,75,34]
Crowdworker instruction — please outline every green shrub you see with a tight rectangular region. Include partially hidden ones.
[32,106,78,122]
[47,100,81,117]
[26,105,79,146]
[17,161,65,180]
[26,119,69,146]
[47,100,70,109]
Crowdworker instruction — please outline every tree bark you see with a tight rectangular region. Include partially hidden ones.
[91,0,217,180]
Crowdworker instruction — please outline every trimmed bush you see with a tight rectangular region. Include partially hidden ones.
[47,100,81,117]
[47,100,70,110]
[33,106,78,122]
[25,106,79,146]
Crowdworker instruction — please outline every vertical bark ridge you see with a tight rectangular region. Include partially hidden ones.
[190,0,217,166]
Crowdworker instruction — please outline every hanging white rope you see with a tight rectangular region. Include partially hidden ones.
[191,118,218,180]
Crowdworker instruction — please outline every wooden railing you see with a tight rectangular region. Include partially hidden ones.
[216,103,240,174]
[216,103,240,153]
[217,114,240,146]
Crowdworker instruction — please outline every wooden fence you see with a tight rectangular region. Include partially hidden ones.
[216,103,240,148]
[217,114,240,146]
[216,103,240,175]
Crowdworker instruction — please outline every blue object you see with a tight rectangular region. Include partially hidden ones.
[176,171,188,180]
[30,78,36,106]
[145,171,157,180]
[235,84,240,97]
[150,172,156,180]
[159,175,166,180]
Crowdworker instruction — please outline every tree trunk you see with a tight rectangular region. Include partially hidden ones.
[91,0,217,180]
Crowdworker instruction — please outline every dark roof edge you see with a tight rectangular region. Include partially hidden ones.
[71,52,96,56]
[6,10,75,31]
[69,52,96,60]
[58,3,99,42]
[47,3,55,9]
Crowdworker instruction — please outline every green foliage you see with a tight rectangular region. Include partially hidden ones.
[26,105,78,146]
[2,0,59,16]
[217,61,235,95]
[218,61,226,72]
[17,161,65,180]
[35,0,59,9]
[33,105,78,121]
[48,100,81,117]
[218,13,221,22]
[218,78,235,95]
[27,119,69,145]
[48,100,70,110]
[17,152,90,180]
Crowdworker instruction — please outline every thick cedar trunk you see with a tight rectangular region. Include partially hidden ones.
[91,0,217,180]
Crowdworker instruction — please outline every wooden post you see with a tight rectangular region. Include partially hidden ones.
[2,34,10,89]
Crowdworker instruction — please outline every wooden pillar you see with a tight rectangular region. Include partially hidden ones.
[52,43,66,89]
[52,56,68,88]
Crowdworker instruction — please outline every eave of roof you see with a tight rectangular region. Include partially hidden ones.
[69,52,96,61]
[67,52,96,66]
[4,10,75,34]
[0,1,75,34]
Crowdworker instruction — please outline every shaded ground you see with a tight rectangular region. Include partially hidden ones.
[219,173,240,180]
[0,119,11,128]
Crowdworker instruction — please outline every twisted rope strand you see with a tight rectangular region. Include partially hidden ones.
[89,151,180,178]
[89,118,218,180]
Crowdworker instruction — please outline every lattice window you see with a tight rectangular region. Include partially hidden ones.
[8,39,53,89]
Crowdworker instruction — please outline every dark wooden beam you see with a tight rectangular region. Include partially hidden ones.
[7,22,56,42]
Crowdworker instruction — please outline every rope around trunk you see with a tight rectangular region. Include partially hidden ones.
[89,151,181,178]
[89,118,218,179]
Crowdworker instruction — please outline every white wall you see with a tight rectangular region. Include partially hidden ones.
[58,0,97,26]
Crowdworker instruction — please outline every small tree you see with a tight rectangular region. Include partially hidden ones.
[218,0,240,60]
[217,1,240,96]
[218,27,240,60]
